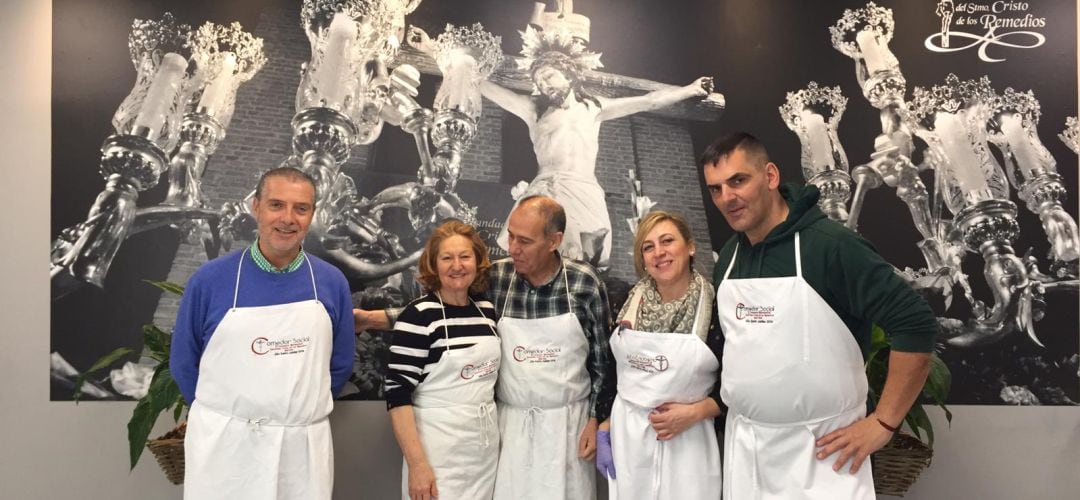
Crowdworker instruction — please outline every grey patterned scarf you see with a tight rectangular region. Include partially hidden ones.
[617,271,713,341]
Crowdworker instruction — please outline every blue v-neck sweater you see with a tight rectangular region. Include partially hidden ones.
[171,249,356,404]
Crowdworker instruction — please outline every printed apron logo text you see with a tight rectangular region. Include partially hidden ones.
[251,336,312,356]
[626,353,670,373]
[735,302,776,324]
[460,358,500,380]
[512,345,562,363]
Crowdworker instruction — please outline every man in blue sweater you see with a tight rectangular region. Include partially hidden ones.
[170,167,355,500]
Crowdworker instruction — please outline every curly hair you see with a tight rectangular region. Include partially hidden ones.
[416,219,491,295]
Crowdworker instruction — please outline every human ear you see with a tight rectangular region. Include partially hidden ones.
[548,231,564,252]
[765,162,782,189]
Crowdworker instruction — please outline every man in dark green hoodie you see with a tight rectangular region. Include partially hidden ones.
[702,132,936,499]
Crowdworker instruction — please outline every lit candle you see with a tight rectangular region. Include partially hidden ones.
[133,52,188,135]
[799,108,834,173]
[313,12,358,109]
[198,52,238,117]
[999,113,1042,178]
[855,29,888,75]
[933,111,992,203]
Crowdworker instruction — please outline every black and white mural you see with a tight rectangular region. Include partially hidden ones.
[51,0,1078,405]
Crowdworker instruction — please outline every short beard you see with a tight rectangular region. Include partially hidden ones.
[538,88,570,109]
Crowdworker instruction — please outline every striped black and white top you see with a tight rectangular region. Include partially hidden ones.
[383,293,498,410]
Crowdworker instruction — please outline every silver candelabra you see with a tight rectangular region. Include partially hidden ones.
[780,2,1079,348]
[51,0,503,299]
[50,14,248,299]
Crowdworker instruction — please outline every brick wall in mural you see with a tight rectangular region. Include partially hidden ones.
[50,0,718,401]
[50,0,1078,405]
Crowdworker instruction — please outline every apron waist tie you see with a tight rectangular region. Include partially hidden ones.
[732,413,761,499]
[197,403,328,430]
[248,416,270,434]
[523,406,544,468]
[477,403,496,448]
[728,403,867,428]
[652,440,665,500]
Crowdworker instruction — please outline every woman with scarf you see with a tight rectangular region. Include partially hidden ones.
[597,210,724,499]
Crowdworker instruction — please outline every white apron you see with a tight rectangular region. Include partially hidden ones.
[608,284,722,500]
[718,233,875,500]
[403,294,501,500]
[184,251,334,500]
[493,264,596,500]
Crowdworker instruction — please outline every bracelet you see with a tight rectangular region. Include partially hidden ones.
[875,417,899,433]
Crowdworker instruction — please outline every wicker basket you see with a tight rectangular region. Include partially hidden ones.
[146,423,186,485]
[872,432,933,497]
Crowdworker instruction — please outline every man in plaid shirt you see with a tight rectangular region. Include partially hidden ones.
[357,195,615,499]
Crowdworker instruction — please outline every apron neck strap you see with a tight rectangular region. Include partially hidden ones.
[722,233,803,280]
[622,286,645,327]
[435,292,451,345]
[233,250,246,309]
[689,273,710,335]
[794,232,803,278]
[501,272,515,318]
[305,254,318,302]
[561,261,573,313]
[722,242,740,281]
[501,258,573,317]
[436,293,498,342]
[474,298,498,337]
[233,249,319,309]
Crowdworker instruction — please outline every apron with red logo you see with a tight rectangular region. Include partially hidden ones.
[403,294,501,499]
[718,233,875,500]
[493,264,596,500]
[184,252,334,500]
[608,283,721,500]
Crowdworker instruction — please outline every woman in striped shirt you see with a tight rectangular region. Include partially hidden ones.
[385,220,501,500]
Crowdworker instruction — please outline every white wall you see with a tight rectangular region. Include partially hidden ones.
[0,1,1077,499]
[0,2,402,498]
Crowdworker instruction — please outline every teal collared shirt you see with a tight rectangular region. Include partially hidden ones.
[250,239,306,273]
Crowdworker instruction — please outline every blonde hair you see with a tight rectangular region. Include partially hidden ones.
[417,220,491,295]
[632,210,695,278]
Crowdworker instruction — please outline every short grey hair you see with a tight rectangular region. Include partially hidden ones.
[254,167,318,204]
[517,195,566,236]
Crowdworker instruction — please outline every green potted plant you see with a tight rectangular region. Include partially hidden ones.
[867,325,952,496]
[74,280,188,484]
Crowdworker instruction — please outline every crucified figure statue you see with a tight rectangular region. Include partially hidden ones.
[936,0,955,48]
[411,25,713,269]
[484,70,711,268]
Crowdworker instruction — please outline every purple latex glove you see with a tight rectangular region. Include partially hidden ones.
[596,429,616,479]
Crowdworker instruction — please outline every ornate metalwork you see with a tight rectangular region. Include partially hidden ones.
[1060,116,1080,154]
[829,2,896,60]
[113,13,194,153]
[189,22,267,128]
[798,4,1080,348]
[51,16,263,299]
[292,106,359,170]
[780,82,851,221]
[984,87,1080,263]
[50,136,160,293]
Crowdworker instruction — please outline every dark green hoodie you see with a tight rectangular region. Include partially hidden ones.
[712,183,937,358]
